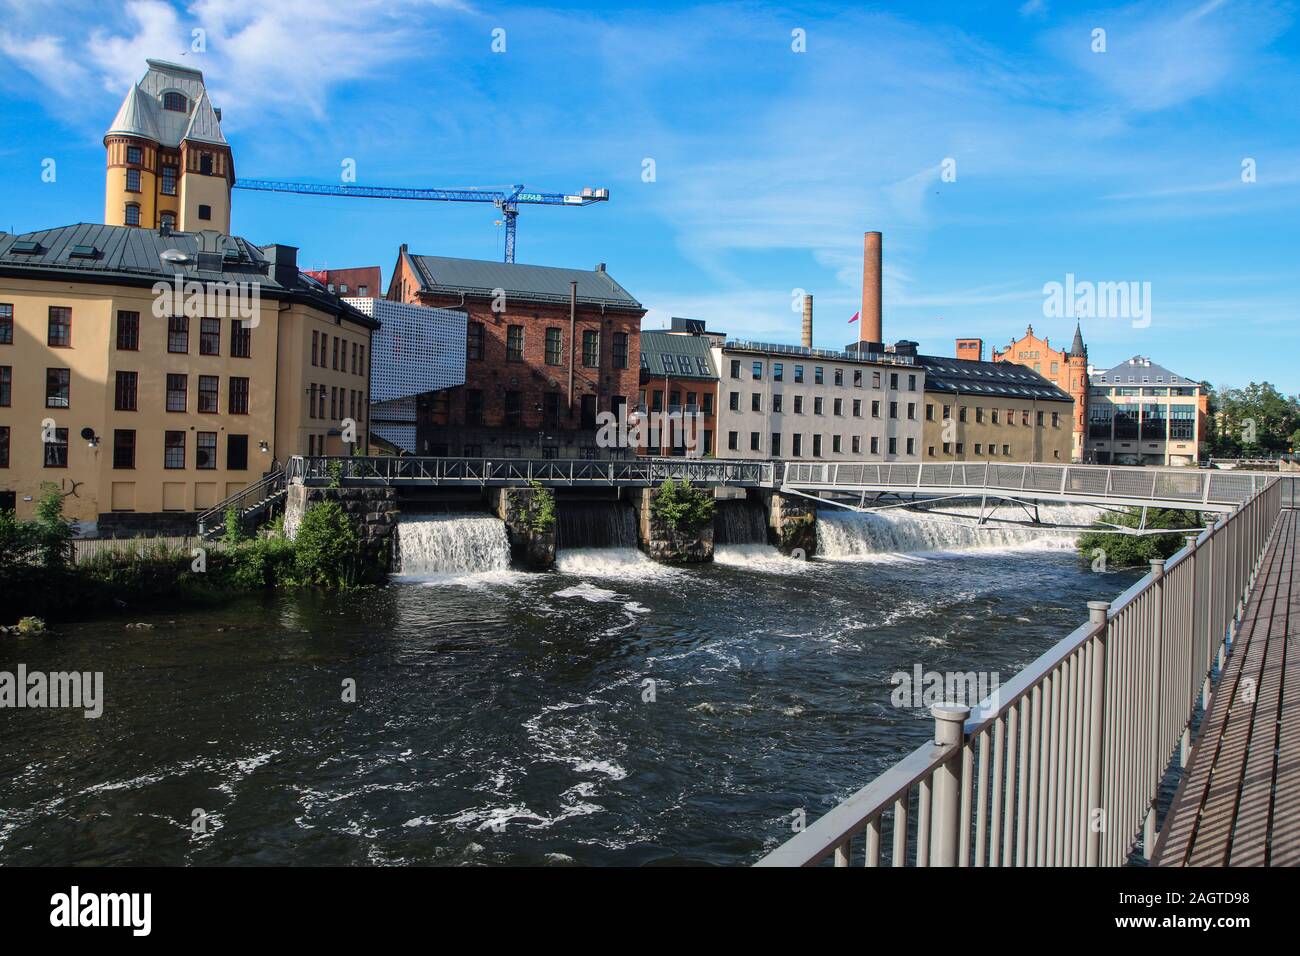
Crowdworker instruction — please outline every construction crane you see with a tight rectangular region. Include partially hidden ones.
[232,179,609,263]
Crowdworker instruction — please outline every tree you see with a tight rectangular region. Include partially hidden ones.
[1211,382,1300,457]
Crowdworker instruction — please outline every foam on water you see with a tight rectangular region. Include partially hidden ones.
[817,504,1100,558]
[393,513,511,576]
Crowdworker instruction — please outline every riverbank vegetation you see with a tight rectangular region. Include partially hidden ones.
[1,491,382,625]
[1077,507,1204,568]
[652,479,715,533]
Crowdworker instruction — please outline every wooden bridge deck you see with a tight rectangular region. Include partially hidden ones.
[1153,508,1300,866]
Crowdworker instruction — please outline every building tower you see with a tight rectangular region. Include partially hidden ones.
[990,322,1090,462]
[104,59,233,234]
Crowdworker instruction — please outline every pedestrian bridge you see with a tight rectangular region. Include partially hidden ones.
[285,455,1283,514]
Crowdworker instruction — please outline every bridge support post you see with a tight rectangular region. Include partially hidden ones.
[930,704,970,867]
[1087,600,1110,866]
[757,490,817,557]
[1144,562,1165,861]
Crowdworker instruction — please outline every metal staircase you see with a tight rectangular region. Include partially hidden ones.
[197,470,287,539]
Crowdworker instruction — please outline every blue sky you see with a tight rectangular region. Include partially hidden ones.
[1,0,1298,391]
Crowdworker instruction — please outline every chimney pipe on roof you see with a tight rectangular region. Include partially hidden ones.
[861,231,883,345]
[801,293,813,349]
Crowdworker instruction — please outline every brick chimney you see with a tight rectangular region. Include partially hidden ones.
[801,293,813,349]
[956,338,983,361]
[861,231,883,344]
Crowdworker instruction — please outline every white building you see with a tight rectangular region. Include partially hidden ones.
[344,298,466,452]
[710,340,925,460]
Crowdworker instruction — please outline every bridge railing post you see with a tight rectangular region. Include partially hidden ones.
[1086,600,1109,866]
[930,704,970,867]
[1144,560,1164,859]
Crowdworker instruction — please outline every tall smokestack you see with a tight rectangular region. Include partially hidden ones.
[861,231,883,344]
[801,293,813,349]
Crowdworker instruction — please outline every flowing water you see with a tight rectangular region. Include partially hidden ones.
[0,505,1141,866]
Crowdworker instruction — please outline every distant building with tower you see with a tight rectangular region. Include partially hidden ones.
[103,59,233,235]
[990,324,1090,462]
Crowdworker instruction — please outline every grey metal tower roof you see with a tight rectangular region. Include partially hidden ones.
[104,59,226,148]
[1069,322,1087,359]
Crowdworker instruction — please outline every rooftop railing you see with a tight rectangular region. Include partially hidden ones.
[757,475,1289,866]
[723,339,917,366]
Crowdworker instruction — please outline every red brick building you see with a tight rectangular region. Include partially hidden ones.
[990,324,1089,462]
[303,266,382,298]
[388,247,645,458]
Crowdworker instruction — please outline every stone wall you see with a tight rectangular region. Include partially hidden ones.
[491,487,556,570]
[634,487,714,564]
[759,490,817,557]
[285,484,399,571]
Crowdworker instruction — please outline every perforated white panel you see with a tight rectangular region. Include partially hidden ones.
[344,297,466,403]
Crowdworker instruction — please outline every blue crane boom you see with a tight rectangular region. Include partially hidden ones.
[232,179,609,263]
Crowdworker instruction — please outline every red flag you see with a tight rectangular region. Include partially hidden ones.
[848,311,860,324]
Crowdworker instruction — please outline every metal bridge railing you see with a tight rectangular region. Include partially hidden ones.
[286,455,775,487]
[757,476,1288,867]
[782,461,1275,509]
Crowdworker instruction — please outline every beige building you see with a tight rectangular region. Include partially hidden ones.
[104,59,233,235]
[0,224,376,531]
[1087,356,1206,466]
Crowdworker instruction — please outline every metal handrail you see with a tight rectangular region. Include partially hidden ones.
[196,469,286,533]
[758,475,1289,866]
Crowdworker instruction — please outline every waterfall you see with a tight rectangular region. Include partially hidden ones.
[714,499,769,545]
[817,504,1102,558]
[393,513,511,575]
[556,502,638,549]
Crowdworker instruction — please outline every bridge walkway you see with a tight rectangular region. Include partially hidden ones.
[1153,508,1300,866]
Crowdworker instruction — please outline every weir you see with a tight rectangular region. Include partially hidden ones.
[392,513,511,575]
[714,499,769,545]
[816,504,1100,557]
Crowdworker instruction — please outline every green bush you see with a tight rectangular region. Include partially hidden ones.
[292,500,365,588]
[520,480,556,534]
[33,485,74,570]
[652,479,715,533]
[1077,508,1204,568]
[222,505,245,546]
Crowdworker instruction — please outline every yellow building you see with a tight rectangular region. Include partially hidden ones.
[0,224,376,531]
[104,60,232,235]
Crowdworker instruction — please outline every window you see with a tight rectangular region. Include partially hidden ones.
[852,436,861,454]
[751,393,761,413]
[792,434,803,456]
[467,323,484,360]
[889,401,898,419]
[992,409,1000,425]
[126,145,143,164]
[504,390,523,427]
[125,203,140,226]
[794,365,804,383]
[1022,410,1030,427]
[814,367,824,385]
[870,436,879,455]
[545,328,563,365]
[331,336,339,370]
[925,403,934,421]
[730,359,741,379]
[114,371,137,411]
[44,427,68,467]
[888,437,898,456]
[161,166,177,196]
[226,434,249,471]
[582,330,600,367]
[794,395,804,414]
[702,394,714,415]
[198,203,211,220]
[908,374,917,391]
[834,369,843,387]
[198,375,219,413]
[975,407,985,424]
[113,430,135,469]
[465,389,484,425]
[750,432,761,451]
[166,373,187,412]
[229,377,249,414]
[729,392,739,411]
[506,325,524,361]
[773,394,782,413]
[168,315,188,353]
[771,433,781,456]
[959,406,968,423]
[872,371,881,388]
[125,168,141,193]
[543,392,561,426]
[889,373,898,390]
[197,432,217,470]
[358,345,365,377]
[907,438,916,456]
[163,91,188,111]
[0,366,9,406]
[833,398,843,416]
[975,443,983,455]
[0,303,11,344]
[116,310,139,350]
[161,430,185,469]
[871,400,880,418]
[161,212,175,232]
[1,425,10,467]
[231,320,251,358]
[773,363,784,382]
[814,397,824,415]
[330,386,337,420]
[199,153,213,175]
[317,384,325,419]
[352,342,359,374]
[1002,444,1010,456]
[728,431,738,451]
[48,306,71,347]
[813,434,822,457]
[1051,412,1060,428]
[752,361,763,381]
[853,369,863,387]
[1037,411,1045,427]
[200,317,221,355]
[907,402,916,420]
[311,330,319,366]
[832,435,842,453]
[853,399,862,417]
[45,368,69,408]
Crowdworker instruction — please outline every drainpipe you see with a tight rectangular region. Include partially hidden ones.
[568,280,577,416]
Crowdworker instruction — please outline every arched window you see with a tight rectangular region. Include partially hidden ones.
[160,211,175,231]
[124,203,140,226]
[162,91,188,112]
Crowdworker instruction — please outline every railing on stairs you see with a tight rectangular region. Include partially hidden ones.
[196,469,287,538]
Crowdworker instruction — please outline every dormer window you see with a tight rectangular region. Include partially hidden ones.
[163,91,188,112]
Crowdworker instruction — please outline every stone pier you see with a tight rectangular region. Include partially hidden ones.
[284,484,399,571]
[491,487,556,570]
[634,487,714,564]
[757,489,817,557]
